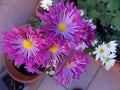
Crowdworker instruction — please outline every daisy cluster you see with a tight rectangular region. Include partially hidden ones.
[93,41,118,71]
[1,0,96,85]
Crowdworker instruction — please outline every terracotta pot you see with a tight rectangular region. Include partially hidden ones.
[3,55,45,83]
[36,0,44,17]
[92,59,120,71]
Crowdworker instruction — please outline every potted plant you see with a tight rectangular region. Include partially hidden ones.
[1,0,119,86]
[2,24,45,83]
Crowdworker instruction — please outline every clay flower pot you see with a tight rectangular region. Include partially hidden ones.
[112,61,120,71]
[36,0,44,17]
[3,54,45,83]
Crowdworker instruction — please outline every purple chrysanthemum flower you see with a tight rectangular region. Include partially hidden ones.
[39,0,96,48]
[25,58,42,74]
[40,39,71,67]
[1,26,47,74]
[55,49,90,85]
[76,19,96,46]
[39,0,84,45]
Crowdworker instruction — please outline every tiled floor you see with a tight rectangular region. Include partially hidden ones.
[88,67,120,90]
[0,0,120,90]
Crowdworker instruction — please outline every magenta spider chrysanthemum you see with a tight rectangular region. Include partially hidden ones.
[77,19,96,46]
[39,0,84,45]
[55,49,90,85]
[1,26,46,74]
[40,39,71,67]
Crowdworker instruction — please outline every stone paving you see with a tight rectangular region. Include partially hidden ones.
[0,0,120,90]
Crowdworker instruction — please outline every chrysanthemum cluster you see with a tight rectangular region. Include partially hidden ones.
[93,41,118,71]
[1,0,96,85]
[39,0,96,85]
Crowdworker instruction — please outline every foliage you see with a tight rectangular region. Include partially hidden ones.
[76,0,120,47]
[30,17,45,29]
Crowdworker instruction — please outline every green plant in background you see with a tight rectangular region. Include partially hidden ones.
[76,0,120,48]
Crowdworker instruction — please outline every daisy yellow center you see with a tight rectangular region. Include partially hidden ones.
[23,40,33,49]
[50,45,58,53]
[66,62,72,68]
[46,3,50,7]
[58,23,67,32]
[107,44,111,48]
[105,57,110,62]
[99,48,104,54]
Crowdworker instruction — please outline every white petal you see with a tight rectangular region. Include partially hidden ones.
[105,64,111,71]
[95,54,99,61]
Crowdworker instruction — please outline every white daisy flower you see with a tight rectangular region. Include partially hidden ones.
[103,53,116,71]
[106,41,118,53]
[93,42,107,61]
[40,0,53,11]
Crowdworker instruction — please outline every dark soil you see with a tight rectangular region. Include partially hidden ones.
[15,64,45,76]
[15,64,37,76]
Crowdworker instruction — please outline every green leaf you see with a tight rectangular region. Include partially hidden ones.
[112,17,120,31]
[77,0,87,9]
[103,0,110,3]
[15,65,20,68]
[86,0,96,6]
[107,0,120,12]
[56,0,59,3]
[89,10,100,19]
[5,55,8,60]
[84,48,91,54]
[98,14,111,26]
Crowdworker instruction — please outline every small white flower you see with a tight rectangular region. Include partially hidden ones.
[46,71,49,74]
[106,41,118,53]
[49,70,55,75]
[93,42,107,61]
[103,53,116,71]
[40,0,53,11]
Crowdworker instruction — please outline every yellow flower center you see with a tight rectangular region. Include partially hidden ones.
[50,45,58,53]
[107,44,111,48]
[99,48,104,54]
[46,3,50,7]
[58,23,67,32]
[105,57,110,62]
[23,40,33,49]
[66,62,72,68]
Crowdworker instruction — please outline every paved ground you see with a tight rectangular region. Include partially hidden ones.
[0,0,120,90]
